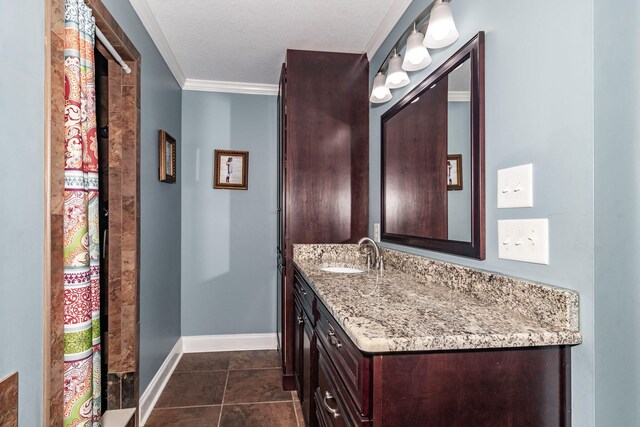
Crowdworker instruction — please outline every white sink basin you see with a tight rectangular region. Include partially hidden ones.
[321,266,364,274]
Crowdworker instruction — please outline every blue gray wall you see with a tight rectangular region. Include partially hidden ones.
[0,1,44,424]
[594,0,640,425]
[369,1,595,425]
[180,91,277,336]
[102,0,182,393]
[447,101,471,241]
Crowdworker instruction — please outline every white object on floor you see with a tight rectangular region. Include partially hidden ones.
[101,408,136,427]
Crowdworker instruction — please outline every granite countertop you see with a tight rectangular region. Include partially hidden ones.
[293,244,582,353]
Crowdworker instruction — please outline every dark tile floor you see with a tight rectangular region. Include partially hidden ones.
[145,350,304,427]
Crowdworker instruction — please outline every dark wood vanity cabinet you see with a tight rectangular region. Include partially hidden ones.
[316,342,372,427]
[294,271,319,427]
[277,50,369,390]
[295,266,572,427]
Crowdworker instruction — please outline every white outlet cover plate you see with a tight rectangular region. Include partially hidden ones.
[497,164,534,208]
[498,218,549,264]
[373,223,381,242]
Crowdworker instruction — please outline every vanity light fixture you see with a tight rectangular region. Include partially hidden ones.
[370,0,458,104]
[423,0,459,49]
[402,24,432,71]
[385,49,410,89]
[370,72,393,103]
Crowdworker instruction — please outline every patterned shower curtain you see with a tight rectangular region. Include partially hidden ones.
[63,0,101,425]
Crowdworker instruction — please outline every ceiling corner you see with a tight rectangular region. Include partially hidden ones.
[128,0,187,86]
[364,0,413,60]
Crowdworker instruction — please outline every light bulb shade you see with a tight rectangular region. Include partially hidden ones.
[385,54,410,89]
[424,1,459,49]
[370,73,392,103]
[402,31,432,71]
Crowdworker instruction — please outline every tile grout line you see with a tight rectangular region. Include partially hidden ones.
[217,367,230,427]
[173,366,280,373]
[215,399,298,406]
[292,399,300,426]
[152,404,222,410]
[228,366,281,371]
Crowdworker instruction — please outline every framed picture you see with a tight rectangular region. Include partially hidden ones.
[214,150,249,190]
[159,130,177,183]
[447,154,462,191]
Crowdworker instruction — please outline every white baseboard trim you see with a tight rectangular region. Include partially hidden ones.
[182,333,278,353]
[138,338,183,426]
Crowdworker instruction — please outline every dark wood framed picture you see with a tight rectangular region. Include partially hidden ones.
[447,154,462,191]
[159,130,177,183]
[214,150,249,190]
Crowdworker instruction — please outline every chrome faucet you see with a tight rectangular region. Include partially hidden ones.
[358,237,383,270]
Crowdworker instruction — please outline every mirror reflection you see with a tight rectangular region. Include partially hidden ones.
[383,56,471,242]
[381,32,485,259]
[446,59,471,241]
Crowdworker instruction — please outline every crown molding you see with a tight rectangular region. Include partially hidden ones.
[128,0,186,86]
[183,78,279,96]
[365,0,413,59]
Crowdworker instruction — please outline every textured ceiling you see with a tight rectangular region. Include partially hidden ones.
[144,0,398,85]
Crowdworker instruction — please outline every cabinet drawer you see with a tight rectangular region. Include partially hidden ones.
[316,300,371,417]
[294,270,315,320]
[316,342,371,427]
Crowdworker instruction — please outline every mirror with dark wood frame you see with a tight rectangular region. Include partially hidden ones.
[381,32,485,259]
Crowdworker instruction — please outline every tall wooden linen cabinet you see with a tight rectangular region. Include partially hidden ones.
[277,50,369,392]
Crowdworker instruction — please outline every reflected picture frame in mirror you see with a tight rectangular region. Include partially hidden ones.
[381,32,485,259]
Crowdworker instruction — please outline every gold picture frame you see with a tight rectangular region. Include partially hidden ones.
[447,154,462,191]
[159,130,177,183]
[214,149,249,190]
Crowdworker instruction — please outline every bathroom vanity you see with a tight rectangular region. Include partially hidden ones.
[292,244,581,427]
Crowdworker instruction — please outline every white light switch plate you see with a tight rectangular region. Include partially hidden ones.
[373,223,380,242]
[497,164,533,208]
[498,219,549,264]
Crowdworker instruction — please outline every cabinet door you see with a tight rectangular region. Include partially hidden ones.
[302,309,315,426]
[276,63,287,362]
[316,351,350,427]
[276,255,283,354]
[277,63,286,254]
[293,296,304,395]
[316,342,372,427]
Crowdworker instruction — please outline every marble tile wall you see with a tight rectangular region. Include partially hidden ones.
[107,371,137,411]
[88,0,141,412]
[96,3,141,410]
[0,372,18,427]
[45,0,66,423]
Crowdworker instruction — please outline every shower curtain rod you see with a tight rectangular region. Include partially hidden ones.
[95,26,131,74]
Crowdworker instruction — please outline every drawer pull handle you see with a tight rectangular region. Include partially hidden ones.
[323,391,341,418]
[297,316,304,325]
[328,329,342,348]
